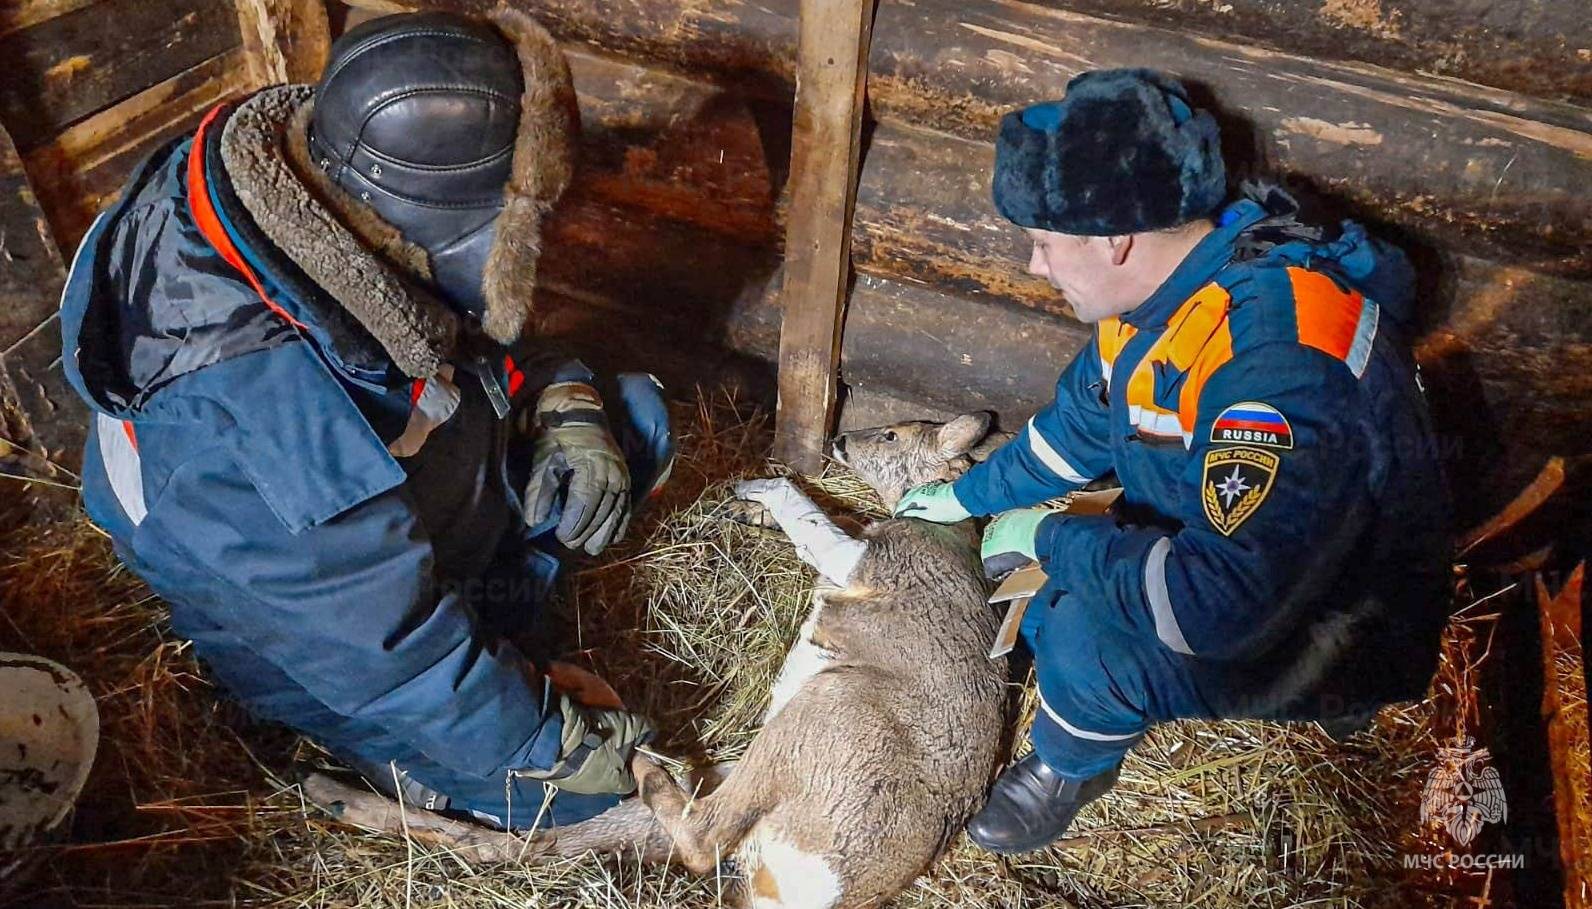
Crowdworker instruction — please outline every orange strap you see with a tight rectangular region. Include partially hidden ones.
[186,105,308,332]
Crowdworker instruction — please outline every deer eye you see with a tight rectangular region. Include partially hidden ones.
[882,431,897,442]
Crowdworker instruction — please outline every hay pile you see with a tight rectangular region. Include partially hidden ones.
[0,392,1495,907]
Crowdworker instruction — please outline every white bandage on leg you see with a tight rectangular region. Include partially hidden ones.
[735,478,867,585]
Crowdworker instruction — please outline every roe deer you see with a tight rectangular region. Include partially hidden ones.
[631,412,1010,909]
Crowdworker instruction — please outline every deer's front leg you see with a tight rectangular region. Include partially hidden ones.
[734,478,867,585]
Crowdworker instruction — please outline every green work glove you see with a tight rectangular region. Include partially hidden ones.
[893,481,973,523]
[524,382,632,555]
[517,694,656,796]
[981,507,1055,580]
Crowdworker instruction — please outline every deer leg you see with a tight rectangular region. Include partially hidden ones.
[632,755,761,875]
[303,773,551,863]
[734,478,867,585]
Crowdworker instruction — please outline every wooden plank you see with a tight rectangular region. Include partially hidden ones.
[235,0,333,88]
[1050,0,1591,105]
[770,0,876,473]
[567,49,782,242]
[23,50,252,249]
[0,126,66,351]
[1536,565,1590,909]
[0,120,83,477]
[1457,457,1568,556]
[0,0,241,151]
[0,0,100,39]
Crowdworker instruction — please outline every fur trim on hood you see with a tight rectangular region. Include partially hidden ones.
[220,85,457,377]
[216,9,578,375]
[480,7,579,344]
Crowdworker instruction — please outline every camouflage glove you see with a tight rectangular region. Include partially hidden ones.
[524,382,632,554]
[893,481,973,523]
[516,693,656,796]
[980,507,1054,580]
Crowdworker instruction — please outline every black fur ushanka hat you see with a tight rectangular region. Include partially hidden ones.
[992,69,1226,236]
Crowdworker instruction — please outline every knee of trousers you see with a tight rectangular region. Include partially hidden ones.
[1029,598,1155,739]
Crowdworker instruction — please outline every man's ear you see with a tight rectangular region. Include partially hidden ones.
[936,412,993,459]
[1108,234,1134,266]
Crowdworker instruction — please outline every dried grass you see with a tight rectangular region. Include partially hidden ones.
[0,390,1500,907]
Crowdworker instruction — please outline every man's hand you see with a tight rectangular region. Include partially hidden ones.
[524,382,631,555]
[981,507,1055,580]
[518,695,656,796]
[894,481,973,523]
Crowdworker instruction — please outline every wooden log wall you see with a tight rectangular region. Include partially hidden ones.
[1049,0,1591,106]
[0,0,327,477]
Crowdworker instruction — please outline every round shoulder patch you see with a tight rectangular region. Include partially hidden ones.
[1210,401,1293,450]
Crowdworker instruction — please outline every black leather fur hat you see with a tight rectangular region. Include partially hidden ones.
[303,10,577,343]
[992,69,1226,236]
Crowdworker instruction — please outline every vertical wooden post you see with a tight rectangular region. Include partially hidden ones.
[235,0,333,88]
[771,0,876,474]
[1537,564,1590,909]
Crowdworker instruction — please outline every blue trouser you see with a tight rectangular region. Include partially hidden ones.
[182,373,673,829]
[1020,585,1215,779]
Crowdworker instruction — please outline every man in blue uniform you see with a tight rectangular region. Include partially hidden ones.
[896,69,1452,853]
[61,12,670,829]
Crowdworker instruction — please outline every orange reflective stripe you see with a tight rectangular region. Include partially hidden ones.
[1178,317,1234,435]
[1290,267,1362,363]
[1096,317,1136,380]
[1119,283,1232,440]
[186,105,308,332]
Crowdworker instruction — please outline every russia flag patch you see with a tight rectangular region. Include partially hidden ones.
[1210,401,1294,450]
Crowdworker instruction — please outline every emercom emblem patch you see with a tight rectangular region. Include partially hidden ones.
[1202,447,1279,536]
[1210,401,1294,449]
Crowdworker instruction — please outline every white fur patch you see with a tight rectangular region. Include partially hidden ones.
[741,828,842,909]
[762,598,833,724]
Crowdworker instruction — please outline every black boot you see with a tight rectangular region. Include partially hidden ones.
[966,753,1119,854]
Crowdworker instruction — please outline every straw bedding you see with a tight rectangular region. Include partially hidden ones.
[0,392,1498,907]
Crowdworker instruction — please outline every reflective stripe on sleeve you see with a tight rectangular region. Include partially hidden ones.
[97,412,147,525]
[1145,537,1194,655]
[1038,691,1142,742]
[1346,300,1379,379]
[1025,417,1088,484]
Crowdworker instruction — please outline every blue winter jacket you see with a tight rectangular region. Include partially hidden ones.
[61,109,586,784]
[955,189,1452,717]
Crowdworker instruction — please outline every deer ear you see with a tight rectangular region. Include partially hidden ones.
[935,413,992,459]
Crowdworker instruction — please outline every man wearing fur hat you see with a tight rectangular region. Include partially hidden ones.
[897,70,1451,852]
[60,12,670,828]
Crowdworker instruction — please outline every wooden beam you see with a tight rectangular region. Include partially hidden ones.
[235,0,333,88]
[23,50,252,249]
[0,0,241,151]
[0,1,100,40]
[770,0,875,473]
[1537,565,1590,909]
[1041,0,1590,104]
[0,119,83,479]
